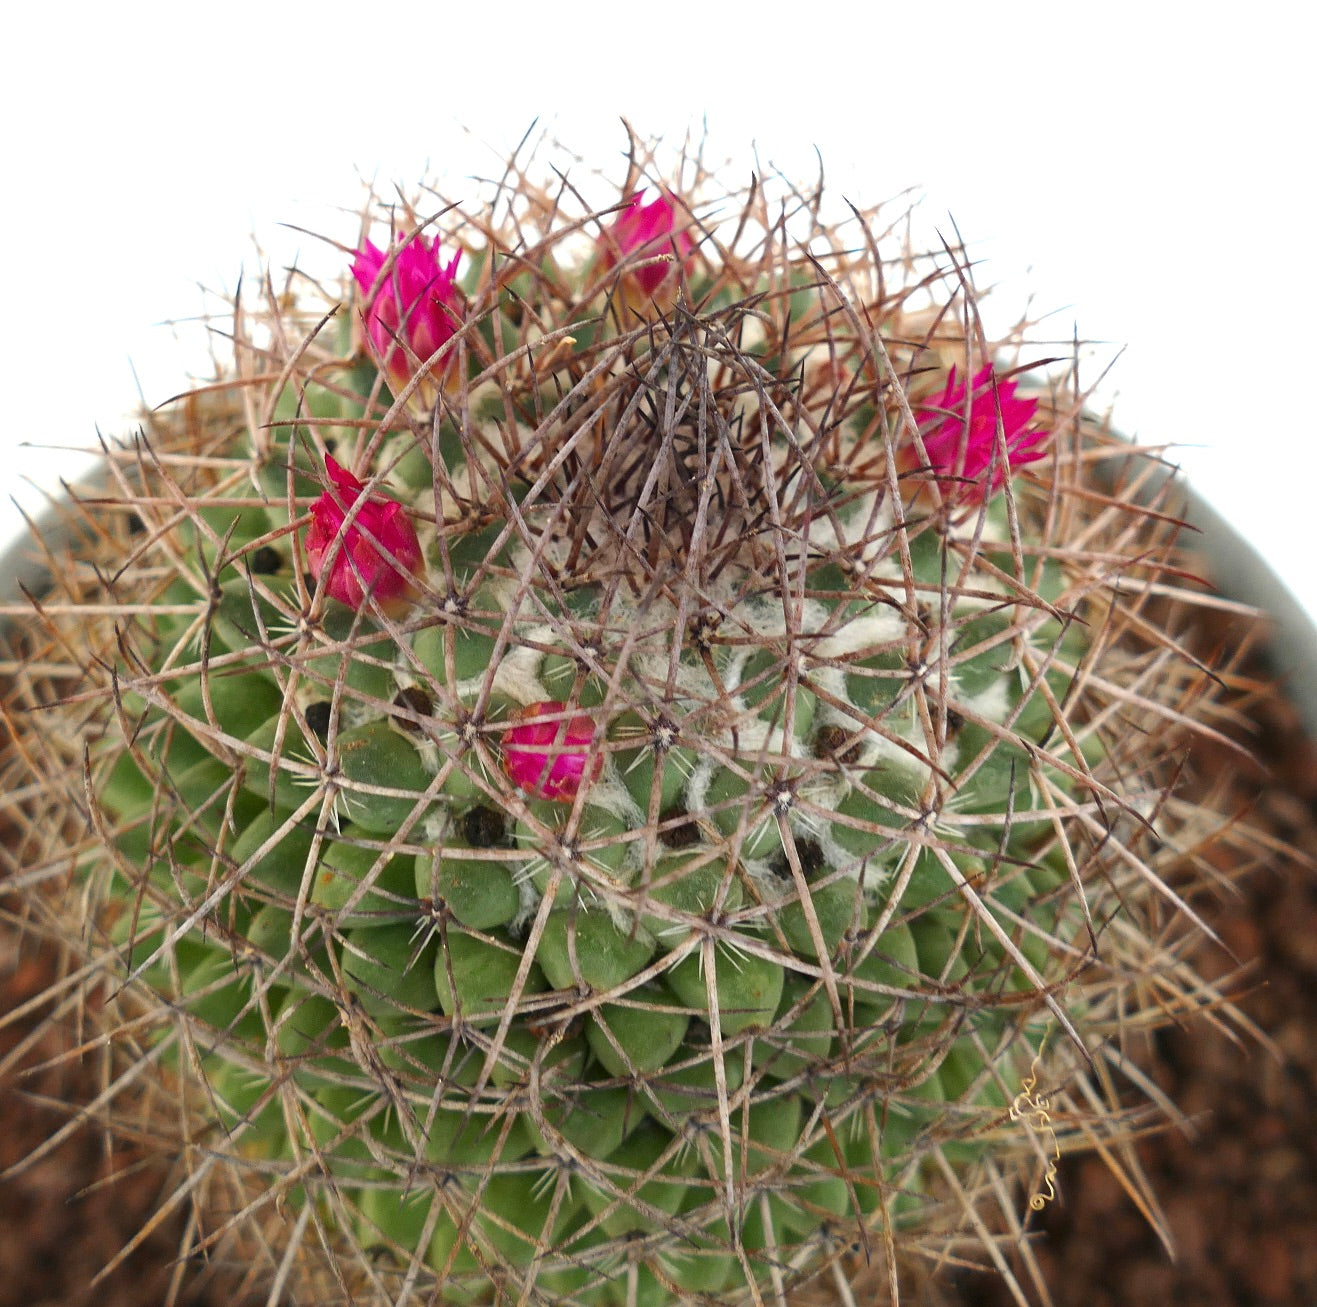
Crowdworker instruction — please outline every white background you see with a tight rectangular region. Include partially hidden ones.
[3,3,1313,629]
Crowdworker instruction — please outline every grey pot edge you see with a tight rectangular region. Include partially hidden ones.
[1178,491,1317,742]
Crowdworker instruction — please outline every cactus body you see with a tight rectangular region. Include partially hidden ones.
[0,142,1257,1305]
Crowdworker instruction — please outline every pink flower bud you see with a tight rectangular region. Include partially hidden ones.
[596,190,696,310]
[912,365,1048,503]
[351,234,464,403]
[303,456,424,613]
[500,701,601,801]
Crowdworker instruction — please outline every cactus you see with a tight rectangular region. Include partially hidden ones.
[0,136,1260,1305]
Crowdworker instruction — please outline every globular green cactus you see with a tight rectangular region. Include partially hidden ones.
[1,139,1258,1305]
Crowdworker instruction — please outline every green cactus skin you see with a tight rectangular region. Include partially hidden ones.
[0,144,1256,1307]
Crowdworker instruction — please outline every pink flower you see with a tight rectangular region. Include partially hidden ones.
[912,365,1048,502]
[501,701,601,801]
[351,234,464,402]
[597,190,695,308]
[304,456,424,612]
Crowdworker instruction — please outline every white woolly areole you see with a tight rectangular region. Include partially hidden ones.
[815,826,898,890]
[488,635,550,705]
[959,675,1013,726]
[586,763,645,830]
[811,609,907,662]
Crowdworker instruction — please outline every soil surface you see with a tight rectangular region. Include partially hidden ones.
[4,634,1316,1307]
[0,938,260,1307]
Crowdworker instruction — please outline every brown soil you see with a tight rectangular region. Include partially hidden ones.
[0,936,258,1307]
[3,634,1316,1307]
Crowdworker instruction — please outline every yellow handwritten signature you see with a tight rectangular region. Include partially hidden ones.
[1009,1042,1061,1213]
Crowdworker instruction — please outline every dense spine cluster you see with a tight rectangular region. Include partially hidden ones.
[0,142,1253,1306]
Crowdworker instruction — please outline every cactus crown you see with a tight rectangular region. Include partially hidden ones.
[0,135,1258,1305]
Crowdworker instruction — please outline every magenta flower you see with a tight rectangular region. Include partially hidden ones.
[501,701,601,801]
[304,456,424,613]
[911,365,1047,502]
[597,190,695,308]
[351,234,464,402]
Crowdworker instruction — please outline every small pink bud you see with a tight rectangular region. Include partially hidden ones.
[303,456,424,613]
[352,234,464,403]
[501,701,601,801]
[596,190,696,309]
[911,365,1048,503]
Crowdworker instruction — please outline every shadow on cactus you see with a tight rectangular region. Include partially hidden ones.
[0,135,1261,1306]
